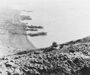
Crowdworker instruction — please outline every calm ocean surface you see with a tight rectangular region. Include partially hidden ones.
[0,0,90,48]
[21,0,90,48]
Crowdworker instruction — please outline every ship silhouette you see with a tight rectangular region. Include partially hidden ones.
[0,8,35,57]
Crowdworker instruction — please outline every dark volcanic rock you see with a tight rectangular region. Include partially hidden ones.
[0,37,90,75]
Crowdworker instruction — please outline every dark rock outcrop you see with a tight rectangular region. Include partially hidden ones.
[0,36,90,75]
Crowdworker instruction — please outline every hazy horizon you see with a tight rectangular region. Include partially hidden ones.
[0,0,90,48]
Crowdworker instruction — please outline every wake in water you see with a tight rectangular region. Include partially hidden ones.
[0,8,35,57]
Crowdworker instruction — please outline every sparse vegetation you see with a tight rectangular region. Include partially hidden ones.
[0,8,90,75]
[0,37,90,75]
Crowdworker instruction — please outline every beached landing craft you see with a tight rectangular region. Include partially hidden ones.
[0,8,90,75]
[0,8,35,56]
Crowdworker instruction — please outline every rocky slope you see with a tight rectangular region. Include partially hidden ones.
[0,37,90,75]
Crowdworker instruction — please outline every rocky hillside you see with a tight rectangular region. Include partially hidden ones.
[0,36,90,75]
